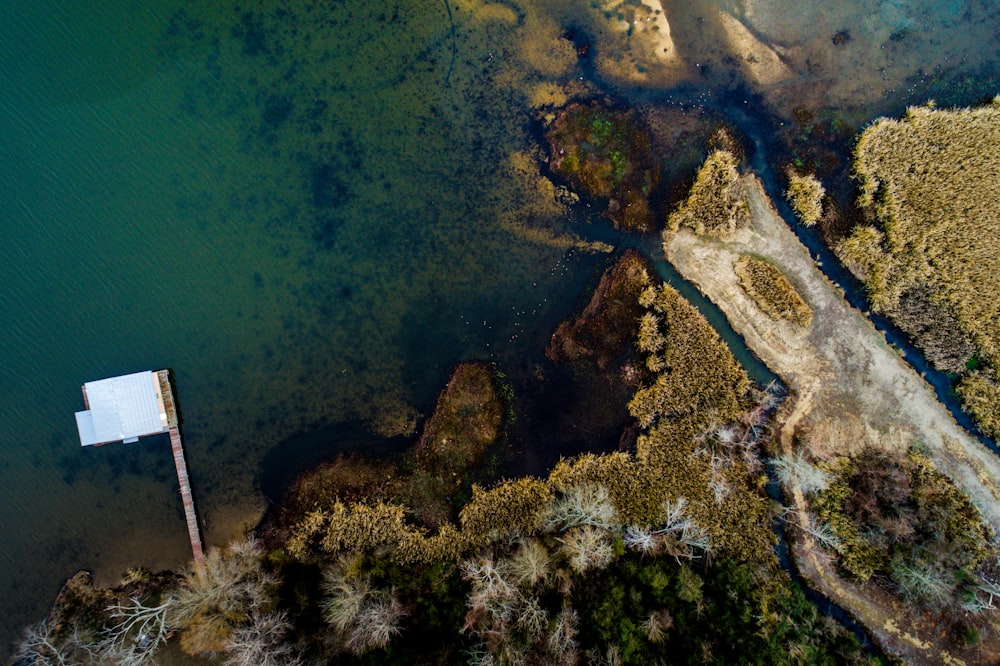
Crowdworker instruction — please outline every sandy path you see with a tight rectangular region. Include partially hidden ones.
[665,175,1000,664]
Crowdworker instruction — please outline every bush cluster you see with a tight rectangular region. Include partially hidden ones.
[734,255,812,326]
[810,448,994,609]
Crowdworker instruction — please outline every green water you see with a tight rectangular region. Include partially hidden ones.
[0,0,593,645]
[4,0,1000,651]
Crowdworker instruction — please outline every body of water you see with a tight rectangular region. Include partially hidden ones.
[2,0,999,651]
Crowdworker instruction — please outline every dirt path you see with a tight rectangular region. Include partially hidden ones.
[665,175,1000,664]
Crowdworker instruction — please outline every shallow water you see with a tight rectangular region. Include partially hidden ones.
[2,0,999,652]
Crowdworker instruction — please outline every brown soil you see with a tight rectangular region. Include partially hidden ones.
[665,175,1000,665]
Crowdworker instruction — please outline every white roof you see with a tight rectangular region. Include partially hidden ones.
[75,371,168,446]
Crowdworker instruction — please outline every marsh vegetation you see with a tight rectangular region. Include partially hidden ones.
[734,255,812,327]
[18,247,873,664]
[784,170,825,227]
[838,99,1000,436]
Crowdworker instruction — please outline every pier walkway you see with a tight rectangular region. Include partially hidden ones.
[157,370,205,568]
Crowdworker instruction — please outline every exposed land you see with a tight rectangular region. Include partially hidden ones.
[665,174,1000,664]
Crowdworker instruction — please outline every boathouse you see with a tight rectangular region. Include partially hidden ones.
[75,370,169,446]
[75,370,205,567]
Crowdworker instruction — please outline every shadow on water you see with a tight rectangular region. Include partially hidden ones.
[258,422,412,504]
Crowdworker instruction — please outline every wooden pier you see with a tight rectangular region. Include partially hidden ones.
[157,370,205,568]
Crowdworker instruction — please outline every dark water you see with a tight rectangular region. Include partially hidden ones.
[3,0,1000,653]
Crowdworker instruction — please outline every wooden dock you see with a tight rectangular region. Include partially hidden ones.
[157,370,205,568]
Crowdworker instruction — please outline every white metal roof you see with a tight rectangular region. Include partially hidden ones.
[75,371,168,446]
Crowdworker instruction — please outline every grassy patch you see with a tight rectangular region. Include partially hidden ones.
[838,99,1000,435]
[666,150,748,237]
[784,169,825,227]
[734,255,812,326]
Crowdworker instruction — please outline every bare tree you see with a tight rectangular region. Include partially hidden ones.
[505,539,551,589]
[544,485,618,532]
[223,610,303,666]
[560,525,615,574]
[546,603,579,663]
[345,590,407,655]
[321,558,406,655]
[100,596,175,666]
[12,620,73,666]
[623,497,711,560]
[773,452,832,495]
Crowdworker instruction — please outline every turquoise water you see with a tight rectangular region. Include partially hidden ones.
[3,0,1000,651]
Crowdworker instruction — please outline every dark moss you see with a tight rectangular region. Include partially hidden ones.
[547,249,654,370]
[308,162,351,209]
[832,30,852,46]
[546,102,661,233]
[262,93,294,130]
[412,362,507,477]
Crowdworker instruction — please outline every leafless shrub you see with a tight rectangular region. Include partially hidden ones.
[12,620,84,666]
[320,563,371,633]
[460,555,520,629]
[321,558,406,654]
[560,525,615,574]
[515,596,548,641]
[171,535,279,655]
[773,452,832,495]
[890,558,955,608]
[642,609,673,643]
[506,539,552,589]
[546,603,579,662]
[345,589,407,654]
[543,484,618,532]
[100,596,175,665]
[623,497,711,560]
[223,611,303,666]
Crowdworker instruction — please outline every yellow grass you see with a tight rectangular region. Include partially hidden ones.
[784,170,824,227]
[666,150,748,237]
[734,255,812,326]
[839,98,1000,436]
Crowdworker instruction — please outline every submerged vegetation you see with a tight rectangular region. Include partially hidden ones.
[837,99,1000,436]
[734,255,812,326]
[545,102,661,232]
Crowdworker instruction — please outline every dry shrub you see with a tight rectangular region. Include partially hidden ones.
[784,170,825,226]
[840,99,1000,434]
[667,149,748,237]
[628,283,749,431]
[459,478,553,542]
[734,255,812,326]
[957,371,1000,439]
[172,537,279,656]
